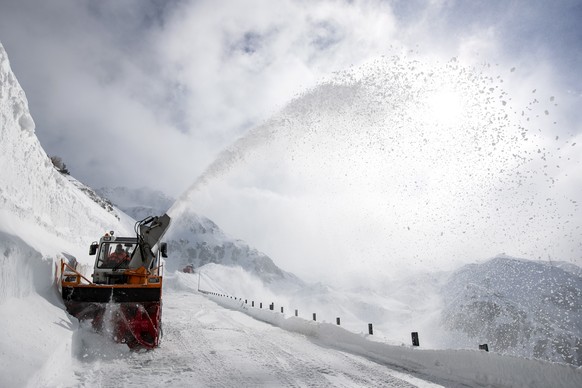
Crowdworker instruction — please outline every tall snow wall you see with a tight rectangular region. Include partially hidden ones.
[0,41,130,387]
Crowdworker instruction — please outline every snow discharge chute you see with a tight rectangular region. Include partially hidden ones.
[58,214,171,349]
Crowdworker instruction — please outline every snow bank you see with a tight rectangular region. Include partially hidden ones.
[185,254,582,367]
[0,231,77,387]
[182,262,458,350]
[199,287,582,388]
[173,269,582,387]
[0,293,77,387]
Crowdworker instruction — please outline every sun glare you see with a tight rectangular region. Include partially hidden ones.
[427,89,464,126]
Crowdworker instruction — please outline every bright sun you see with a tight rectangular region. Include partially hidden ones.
[427,89,464,126]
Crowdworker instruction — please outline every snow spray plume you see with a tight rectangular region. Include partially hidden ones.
[169,119,281,218]
[169,74,371,218]
[170,54,581,276]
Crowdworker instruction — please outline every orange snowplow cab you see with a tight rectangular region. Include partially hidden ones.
[59,214,170,349]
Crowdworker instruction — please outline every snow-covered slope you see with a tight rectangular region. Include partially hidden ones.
[442,256,582,366]
[96,186,173,221]
[0,43,132,255]
[165,209,303,290]
[0,41,133,387]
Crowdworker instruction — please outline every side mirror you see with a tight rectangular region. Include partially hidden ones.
[160,242,168,258]
[89,242,98,256]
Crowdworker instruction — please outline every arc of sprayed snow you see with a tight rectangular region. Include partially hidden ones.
[168,121,280,218]
[168,78,366,219]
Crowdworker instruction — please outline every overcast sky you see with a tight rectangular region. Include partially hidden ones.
[1,0,581,281]
[1,0,580,197]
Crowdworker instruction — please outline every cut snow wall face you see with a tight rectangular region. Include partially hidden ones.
[0,41,64,236]
[0,43,35,134]
[0,41,129,255]
[0,231,46,304]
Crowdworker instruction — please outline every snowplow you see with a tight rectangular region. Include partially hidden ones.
[58,214,171,349]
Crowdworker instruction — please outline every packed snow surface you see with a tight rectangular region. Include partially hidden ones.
[16,271,581,388]
[50,276,438,388]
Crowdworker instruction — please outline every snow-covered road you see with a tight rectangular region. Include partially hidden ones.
[65,291,438,388]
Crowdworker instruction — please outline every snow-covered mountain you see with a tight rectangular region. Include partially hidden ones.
[165,209,303,290]
[93,186,302,291]
[442,256,582,366]
[65,176,119,219]
[96,186,173,221]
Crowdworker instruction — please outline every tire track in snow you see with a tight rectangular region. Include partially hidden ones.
[63,291,438,387]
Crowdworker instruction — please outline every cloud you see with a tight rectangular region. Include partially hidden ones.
[0,0,404,196]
